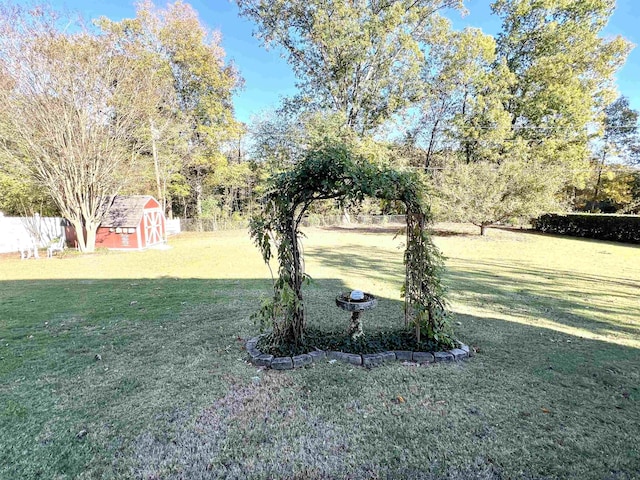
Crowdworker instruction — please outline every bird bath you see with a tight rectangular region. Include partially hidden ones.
[335,290,377,339]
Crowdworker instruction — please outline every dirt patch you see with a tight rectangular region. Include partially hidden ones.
[132,374,354,479]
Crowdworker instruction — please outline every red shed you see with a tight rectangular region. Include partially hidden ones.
[94,196,166,250]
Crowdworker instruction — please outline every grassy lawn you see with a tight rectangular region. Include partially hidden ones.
[1,225,639,479]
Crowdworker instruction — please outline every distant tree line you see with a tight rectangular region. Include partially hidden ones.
[0,0,638,251]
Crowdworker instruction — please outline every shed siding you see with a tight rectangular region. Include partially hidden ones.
[96,226,142,249]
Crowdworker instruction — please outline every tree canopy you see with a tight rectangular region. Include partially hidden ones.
[423,0,634,228]
[493,0,631,172]
[0,1,246,249]
[236,0,463,134]
[0,4,149,252]
[98,0,244,220]
[1,0,638,234]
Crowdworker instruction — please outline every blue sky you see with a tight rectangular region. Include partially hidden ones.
[37,0,640,125]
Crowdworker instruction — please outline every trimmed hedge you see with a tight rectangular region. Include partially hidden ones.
[533,213,640,244]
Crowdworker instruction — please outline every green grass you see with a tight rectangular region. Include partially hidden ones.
[0,225,639,479]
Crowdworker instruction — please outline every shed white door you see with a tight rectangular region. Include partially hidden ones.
[143,209,163,246]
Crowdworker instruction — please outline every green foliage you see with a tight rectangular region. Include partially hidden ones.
[533,213,640,244]
[493,0,632,179]
[574,163,639,213]
[258,326,454,357]
[236,0,464,134]
[601,96,640,165]
[408,0,632,223]
[0,170,58,216]
[0,4,149,252]
[410,27,512,168]
[586,97,640,210]
[98,1,244,218]
[250,142,451,347]
[402,213,453,346]
[434,157,565,233]
[250,110,356,172]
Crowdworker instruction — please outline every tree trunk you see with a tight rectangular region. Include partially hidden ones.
[162,177,171,218]
[592,148,608,211]
[151,120,163,207]
[342,207,351,224]
[480,224,487,236]
[70,219,86,252]
[425,119,440,171]
[84,224,98,253]
[462,90,472,164]
[195,172,203,232]
[288,217,305,344]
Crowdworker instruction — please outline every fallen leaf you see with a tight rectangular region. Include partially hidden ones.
[541,408,551,414]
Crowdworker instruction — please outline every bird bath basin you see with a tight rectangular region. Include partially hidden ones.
[336,291,377,339]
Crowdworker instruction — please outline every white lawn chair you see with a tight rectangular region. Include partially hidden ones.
[47,237,65,257]
[19,238,39,259]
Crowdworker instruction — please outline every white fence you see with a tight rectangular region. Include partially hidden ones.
[0,214,65,254]
[178,214,407,232]
[166,218,181,236]
[301,214,406,227]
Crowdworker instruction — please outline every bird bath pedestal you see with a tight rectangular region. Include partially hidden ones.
[335,291,377,339]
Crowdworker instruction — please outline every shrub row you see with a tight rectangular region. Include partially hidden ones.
[533,213,640,244]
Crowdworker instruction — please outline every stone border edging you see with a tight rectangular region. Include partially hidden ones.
[245,335,471,370]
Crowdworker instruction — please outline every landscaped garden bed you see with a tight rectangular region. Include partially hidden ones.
[246,331,471,369]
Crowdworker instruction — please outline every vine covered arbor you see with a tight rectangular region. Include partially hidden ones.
[249,144,453,349]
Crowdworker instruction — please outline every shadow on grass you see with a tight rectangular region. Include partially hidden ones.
[305,243,404,284]
[444,258,640,341]
[491,224,640,247]
[318,224,406,236]
[317,224,480,238]
[1,275,640,479]
[306,245,640,344]
[430,225,485,237]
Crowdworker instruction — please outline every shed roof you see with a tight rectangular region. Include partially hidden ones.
[100,196,154,228]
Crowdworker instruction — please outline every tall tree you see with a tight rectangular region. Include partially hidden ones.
[249,110,356,172]
[433,0,633,232]
[492,0,631,175]
[409,27,513,169]
[600,97,639,165]
[590,96,639,207]
[434,152,566,234]
[236,0,463,135]
[0,170,58,217]
[99,1,243,221]
[0,4,149,252]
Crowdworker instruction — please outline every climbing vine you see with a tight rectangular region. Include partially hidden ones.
[249,143,453,348]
